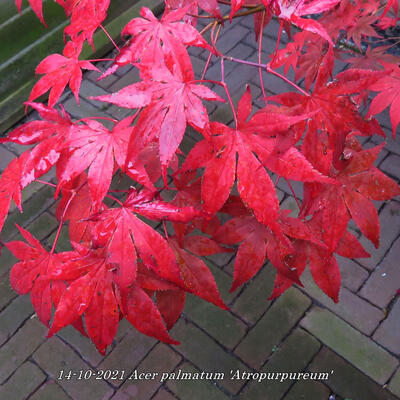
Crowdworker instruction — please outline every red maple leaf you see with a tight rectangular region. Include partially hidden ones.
[55,173,102,244]
[168,237,227,308]
[303,140,400,252]
[212,208,326,292]
[345,46,400,71]
[367,63,400,138]
[89,190,201,289]
[0,103,75,204]
[45,245,179,353]
[180,87,334,229]
[63,0,110,47]
[7,225,78,326]
[270,0,341,44]
[56,116,135,206]
[93,60,223,179]
[0,154,29,235]
[15,0,45,25]
[269,69,387,166]
[166,0,222,26]
[269,215,370,302]
[28,40,99,107]
[100,6,214,78]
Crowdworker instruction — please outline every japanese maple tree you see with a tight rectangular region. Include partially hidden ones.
[1,0,399,354]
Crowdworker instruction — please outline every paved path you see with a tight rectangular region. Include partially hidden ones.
[0,9,399,400]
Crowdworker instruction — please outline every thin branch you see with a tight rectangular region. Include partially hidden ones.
[100,24,121,52]
[258,11,268,106]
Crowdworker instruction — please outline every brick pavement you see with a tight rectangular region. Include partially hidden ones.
[0,8,399,400]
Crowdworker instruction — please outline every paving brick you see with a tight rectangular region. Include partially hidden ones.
[358,201,400,271]
[63,98,113,128]
[300,307,398,385]
[309,347,398,400]
[0,145,15,172]
[97,328,156,387]
[235,288,311,369]
[152,388,176,400]
[115,64,134,77]
[108,68,140,92]
[241,328,320,400]
[0,318,46,383]
[188,46,206,59]
[170,319,248,394]
[166,361,230,400]
[217,25,249,54]
[280,196,300,217]
[229,63,269,99]
[111,344,181,400]
[33,336,114,400]
[264,18,288,42]
[45,224,72,252]
[0,245,18,278]
[299,269,384,335]
[335,256,369,292]
[184,294,247,349]
[95,74,120,90]
[241,32,260,50]
[58,325,106,368]
[0,278,17,311]
[205,43,255,81]
[26,212,58,241]
[191,56,207,78]
[30,381,72,400]
[210,102,235,126]
[179,134,197,157]
[359,237,400,308]
[3,141,32,157]
[371,129,400,156]
[276,178,303,200]
[0,361,46,400]
[79,80,109,104]
[8,170,56,215]
[284,380,331,400]
[389,367,400,398]
[105,104,133,120]
[0,295,34,346]
[2,186,56,241]
[9,181,42,214]
[231,263,275,325]
[380,154,400,180]
[373,299,400,355]
[206,249,234,269]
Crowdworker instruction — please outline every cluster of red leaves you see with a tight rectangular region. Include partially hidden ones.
[3,0,399,354]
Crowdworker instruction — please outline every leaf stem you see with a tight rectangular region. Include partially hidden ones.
[87,58,116,62]
[271,20,283,65]
[201,52,213,80]
[266,65,310,97]
[199,5,265,35]
[222,55,310,96]
[163,221,169,239]
[75,116,118,124]
[219,58,238,129]
[106,194,124,207]
[217,0,260,8]
[285,179,301,210]
[99,24,121,52]
[36,179,56,188]
[258,11,268,106]
[51,190,76,253]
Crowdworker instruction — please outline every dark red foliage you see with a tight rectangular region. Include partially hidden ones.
[3,0,399,353]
